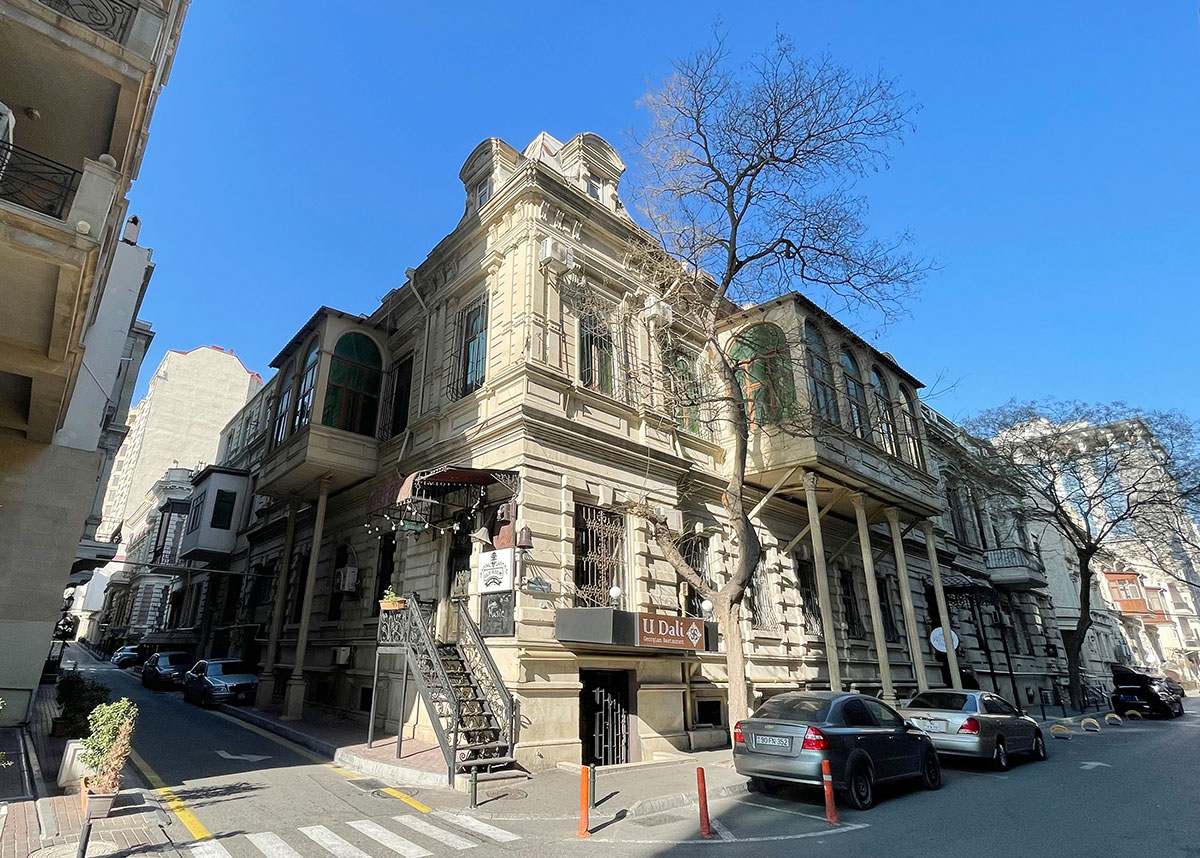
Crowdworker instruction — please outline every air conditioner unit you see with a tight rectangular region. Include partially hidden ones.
[331,646,351,666]
[333,566,358,593]
[538,238,573,273]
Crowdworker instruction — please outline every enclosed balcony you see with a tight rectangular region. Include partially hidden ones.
[256,308,386,501]
[178,466,250,563]
[984,546,1048,590]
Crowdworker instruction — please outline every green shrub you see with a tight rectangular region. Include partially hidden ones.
[57,672,111,737]
[81,698,138,793]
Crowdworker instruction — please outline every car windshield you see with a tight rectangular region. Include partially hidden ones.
[908,692,977,712]
[209,662,250,675]
[166,654,192,666]
[752,696,831,722]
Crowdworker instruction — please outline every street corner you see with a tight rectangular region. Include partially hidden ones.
[581,791,867,847]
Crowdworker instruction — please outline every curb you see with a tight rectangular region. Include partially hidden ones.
[332,748,450,789]
[627,781,748,817]
[214,705,337,758]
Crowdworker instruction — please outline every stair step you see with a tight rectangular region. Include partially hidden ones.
[457,756,516,769]
[456,741,508,752]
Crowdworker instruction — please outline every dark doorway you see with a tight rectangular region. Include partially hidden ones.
[580,669,631,766]
[443,511,474,643]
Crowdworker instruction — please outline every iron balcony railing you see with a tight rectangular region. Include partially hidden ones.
[985,546,1045,573]
[0,141,80,220]
[37,0,138,45]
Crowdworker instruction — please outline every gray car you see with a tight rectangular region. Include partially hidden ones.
[897,689,1047,770]
[182,659,259,707]
[141,651,193,689]
[732,691,942,810]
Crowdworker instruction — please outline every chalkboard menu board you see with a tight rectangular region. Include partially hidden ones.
[480,592,515,637]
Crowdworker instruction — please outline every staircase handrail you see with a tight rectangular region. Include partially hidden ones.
[455,600,515,747]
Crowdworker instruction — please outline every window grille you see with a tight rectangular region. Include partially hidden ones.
[748,562,779,631]
[840,568,866,638]
[580,313,617,397]
[574,504,625,607]
[878,573,901,643]
[681,535,713,617]
[378,354,414,441]
[795,557,822,635]
[446,298,488,401]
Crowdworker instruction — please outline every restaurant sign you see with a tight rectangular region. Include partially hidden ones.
[635,613,705,651]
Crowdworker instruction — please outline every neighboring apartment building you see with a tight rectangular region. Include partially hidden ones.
[921,407,1067,709]
[0,0,188,724]
[98,345,262,540]
[171,130,1044,778]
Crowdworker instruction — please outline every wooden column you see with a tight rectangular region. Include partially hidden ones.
[852,493,894,702]
[803,471,841,691]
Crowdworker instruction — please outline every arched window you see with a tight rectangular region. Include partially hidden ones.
[293,338,320,431]
[804,322,839,424]
[322,333,382,436]
[271,363,295,449]
[898,386,926,468]
[840,349,871,440]
[870,368,898,457]
[729,324,795,426]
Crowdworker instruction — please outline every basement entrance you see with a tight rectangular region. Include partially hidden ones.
[580,669,631,766]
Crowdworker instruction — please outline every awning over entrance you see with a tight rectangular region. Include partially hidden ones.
[367,465,520,531]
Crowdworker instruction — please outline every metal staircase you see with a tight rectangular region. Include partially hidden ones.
[376,595,515,785]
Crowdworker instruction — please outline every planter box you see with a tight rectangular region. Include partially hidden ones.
[50,717,71,737]
[58,740,96,789]
[379,599,405,612]
[80,779,117,819]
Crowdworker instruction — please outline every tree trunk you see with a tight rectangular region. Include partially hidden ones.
[719,601,751,725]
[1067,549,1096,710]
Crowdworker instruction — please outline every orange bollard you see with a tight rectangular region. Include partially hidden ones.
[697,766,713,839]
[578,765,590,837]
[821,759,839,826]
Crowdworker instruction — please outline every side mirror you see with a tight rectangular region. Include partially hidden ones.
[903,719,916,730]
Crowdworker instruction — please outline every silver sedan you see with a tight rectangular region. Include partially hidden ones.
[897,689,1047,770]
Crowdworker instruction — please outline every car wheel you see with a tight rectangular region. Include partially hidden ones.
[920,749,942,790]
[844,761,875,811]
[748,777,780,794]
[1032,731,1048,761]
[993,739,1010,771]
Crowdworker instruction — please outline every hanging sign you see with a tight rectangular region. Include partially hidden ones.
[478,547,515,594]
[636,613,706,651]
[930,627,960,653]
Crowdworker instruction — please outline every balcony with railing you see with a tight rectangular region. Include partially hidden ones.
[984,545,1048,590]
[0,140,80,219]
[36,0,139,45]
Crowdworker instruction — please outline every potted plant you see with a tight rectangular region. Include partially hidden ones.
[379,586,404,612]
[79,698,138,819]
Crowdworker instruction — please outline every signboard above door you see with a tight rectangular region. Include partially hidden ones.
[478,547,515,594]
[635,613,706,651]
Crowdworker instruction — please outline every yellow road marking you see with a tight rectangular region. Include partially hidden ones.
[128,748,212,842]
[381,787,432,812]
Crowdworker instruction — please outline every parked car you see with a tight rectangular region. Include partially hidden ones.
[110,646,139,668]
[732,691,941,810]
[140,652,193,689]
[182,659,259,707]
[1159,676,1186,699]
[1110,665,1183,718]
[897,689,1046,770]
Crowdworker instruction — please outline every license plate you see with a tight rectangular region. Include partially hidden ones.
[1119,694,1139,702]
[914,719,947,733]
[755,735,790,748]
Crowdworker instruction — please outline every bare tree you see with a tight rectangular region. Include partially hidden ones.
[969,400,1200,709]
[622,30,927,723]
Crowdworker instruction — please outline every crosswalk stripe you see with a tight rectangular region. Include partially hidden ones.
[391,815,477,850]
[346,820,432,858]
[247,833,304,858]
[299,825,374,858]
[431,812,521,843]
[190,842,233,858]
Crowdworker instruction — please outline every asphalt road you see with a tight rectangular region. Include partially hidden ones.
[70,647,1200,858]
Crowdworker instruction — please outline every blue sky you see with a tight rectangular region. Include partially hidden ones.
[128,2,1200,421]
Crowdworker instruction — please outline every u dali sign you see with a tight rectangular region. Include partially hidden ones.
[929,627,960,653]
[636,614,705,651]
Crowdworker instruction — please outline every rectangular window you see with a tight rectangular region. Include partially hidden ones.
[271,386,292,448]
[749,562,779,631]
[681,535,712,617]
[806,351,840,424]
[289,552,309,624]
[382,354,414,439]
[372,533,396,617]
[878,574,901,643]
[328,545,348,622]
[210,490,237,530]
[668,351,703,436]
[579,314,616,397]
[874,392,898,456]
[587,176,603,202]
[186,492,206,533]
[840,568,866,639]
[448,298,488,400]
[475,178,490,208]
[574,504,625,608]
[795,557,821,636]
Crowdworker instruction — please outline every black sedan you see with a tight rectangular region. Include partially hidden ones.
[733,691,941,810]
[140,651,194,689]
[182,659,259,707]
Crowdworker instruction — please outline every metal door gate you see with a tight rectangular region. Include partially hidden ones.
[580,669,630,766]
